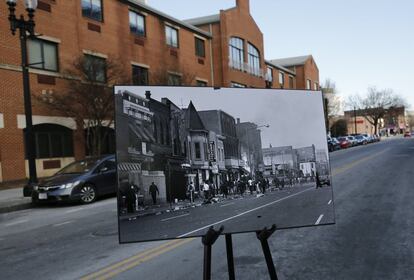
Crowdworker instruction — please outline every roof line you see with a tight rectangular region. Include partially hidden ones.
[265,60,296,75]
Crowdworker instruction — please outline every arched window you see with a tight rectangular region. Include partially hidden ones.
[229,37,244,70]
[25,124,74,159]
[248,43,260,76]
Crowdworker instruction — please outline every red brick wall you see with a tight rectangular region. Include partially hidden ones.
[0,0,212,181]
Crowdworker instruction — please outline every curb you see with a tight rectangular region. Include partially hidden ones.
[0,202,33,214]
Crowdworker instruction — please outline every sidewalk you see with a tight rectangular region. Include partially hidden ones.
[0,187,32,214]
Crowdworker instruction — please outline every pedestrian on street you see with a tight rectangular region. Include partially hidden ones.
[248,178,254,194]
[220,181,228,199]
[149,182,159,205]
[187,182,195,203]
[203,181,210,200]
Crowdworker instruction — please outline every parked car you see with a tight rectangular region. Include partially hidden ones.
[404,131,411,137]
[337,137,350,149]
[319,175,331,186]
[30,155,116,204]
[354,135,368,145]
[346,136,358,146]
[328,137,340,152]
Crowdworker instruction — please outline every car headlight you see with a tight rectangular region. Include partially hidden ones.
[58,181,81,189]
[33,185,39,191]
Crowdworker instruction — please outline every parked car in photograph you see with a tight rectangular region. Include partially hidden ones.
[319,175,331,186]
[337,137,350,149]
[30,155,116,204]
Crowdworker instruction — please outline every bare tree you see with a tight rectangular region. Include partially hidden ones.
[36,54,130,156]
[321,78,342,117]
[150,63,196,86]
[347,87,406,134]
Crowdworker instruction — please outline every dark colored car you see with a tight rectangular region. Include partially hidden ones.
[354,135,368,145]
[404,131,411,137]
[30,155,116,204]
[328,137,340,152]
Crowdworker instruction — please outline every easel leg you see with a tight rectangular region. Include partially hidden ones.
[256,224,278,280]
[202,226,224,280]
[225,234,235,280]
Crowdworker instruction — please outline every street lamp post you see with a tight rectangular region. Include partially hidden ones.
[6,0,39,186]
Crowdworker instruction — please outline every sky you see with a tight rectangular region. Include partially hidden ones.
[115,86,328,151]
[147,0,414,112]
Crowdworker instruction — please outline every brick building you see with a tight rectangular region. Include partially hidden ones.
[0,0,320,183]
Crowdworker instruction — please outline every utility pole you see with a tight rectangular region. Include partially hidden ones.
[354,107,357,134]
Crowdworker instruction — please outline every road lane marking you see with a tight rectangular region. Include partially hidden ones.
[161,213,190,222]
[331,148,389,176]
[220,202,235,207]
[315,214,324,225]
[80,238,194,280]
[328,200,332,205]
[65,207,85,214]
[178,187,314,238]
[4,219,28,227]
[53,220,74,227]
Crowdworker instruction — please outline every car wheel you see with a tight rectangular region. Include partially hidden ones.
[79,184,97,204]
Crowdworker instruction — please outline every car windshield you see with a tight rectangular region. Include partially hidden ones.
[56,158,101,175]
[355,135,363,139]
[338,137,346,141]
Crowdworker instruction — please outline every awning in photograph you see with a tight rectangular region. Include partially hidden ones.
[129,123,155,143]
[118,162,142,172]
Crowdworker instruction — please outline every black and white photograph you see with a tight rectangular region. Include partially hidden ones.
[114,86,335,243]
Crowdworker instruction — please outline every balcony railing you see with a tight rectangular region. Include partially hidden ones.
[228,60,266,78]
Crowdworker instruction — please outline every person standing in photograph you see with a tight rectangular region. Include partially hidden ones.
[220,180,228,199]
[203,181,210,200]
[316,172,323,189]
[187,181,195,203]
[149,182,159,205]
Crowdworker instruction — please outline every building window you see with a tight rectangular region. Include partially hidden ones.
[314,82,319,90]
[168,73,182,86]
[26,124,74,159]
[195,37,205,57]
[279,72,285,87]
[195,142,201,159]
[165,25,179,48]
[289,76,294,89]
[132,65,149,85]
[231,82,246,88]
[28,39,58,72]
[247,43,260,76]
[84,54,106,83]
[266,67,273,82]
[196,80,207,87]
[81,0,103,21]
[306,79,312,90]
[129,11,145,36]
[229,37,244,70]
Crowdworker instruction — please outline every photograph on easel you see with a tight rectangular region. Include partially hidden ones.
[114,86,335,243]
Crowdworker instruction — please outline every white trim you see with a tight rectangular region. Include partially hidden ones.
[194,34,206,41]
[167,71,183,76]
[164,21,180,30]
[0,63,66,78]
[82,50,108,59]
[195,77,208,83]
[83,119,115,129]
[34,34,61,44]
[131,61,150,69]
[0,113,4,129]
[129,8,148,16]
[17,115,77,130]
[29,68,61,77]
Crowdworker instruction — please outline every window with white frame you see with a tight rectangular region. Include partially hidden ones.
[266,67,273,82]
[247,43,260,76]
[314,82,319,90]
[279,72,285,87]
[165,25,179,48]
[129,11,145,36]
[306,79,312,90]
[229,37,244,70]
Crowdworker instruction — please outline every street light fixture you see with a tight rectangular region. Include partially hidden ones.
[6,0,39,188]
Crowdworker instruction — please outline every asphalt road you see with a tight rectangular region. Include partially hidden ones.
[1,137,413,280]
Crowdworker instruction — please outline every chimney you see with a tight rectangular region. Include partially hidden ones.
[145,90,151,99]
[236,0,250,13]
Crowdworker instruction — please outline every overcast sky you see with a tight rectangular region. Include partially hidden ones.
[147,0,414,111]
[115,86,328,152]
